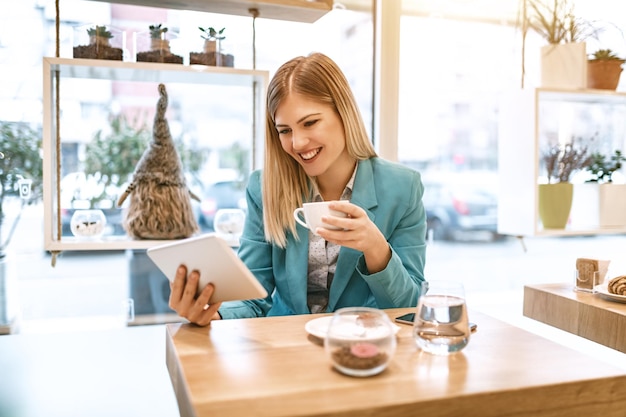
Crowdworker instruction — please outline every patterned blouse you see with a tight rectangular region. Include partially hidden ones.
[307,167,357,313]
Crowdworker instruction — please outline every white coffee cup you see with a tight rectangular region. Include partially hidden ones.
[293,201,349,235]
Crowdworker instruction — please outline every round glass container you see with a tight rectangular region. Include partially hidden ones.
[324,307,397,377]
[70,209,107,239]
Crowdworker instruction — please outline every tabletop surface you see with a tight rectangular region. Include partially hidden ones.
[166,308,626,417]
[524,282,626,353]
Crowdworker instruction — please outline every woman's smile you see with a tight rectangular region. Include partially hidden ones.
[299,147,322,161]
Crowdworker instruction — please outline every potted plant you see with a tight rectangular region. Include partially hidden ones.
[539,138,591,229]
[149,23,170,52]
[586,149,626,182]
[73,24,123,61]
[136,23,183,64]
[520,0,598,88]
[88,25,113,48]
[189,26,234,67]
[573,149,626,228]
[587,49,625,90]
[200,26,224,54]
[0,121,42,330]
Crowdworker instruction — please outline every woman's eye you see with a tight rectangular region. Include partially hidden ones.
[304,119,318,127]
[277,128,290,135]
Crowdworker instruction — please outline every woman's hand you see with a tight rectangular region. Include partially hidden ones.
[169,265,222,326]
[316,201,391,274]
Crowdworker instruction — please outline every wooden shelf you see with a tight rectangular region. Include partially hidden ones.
[46,57,268,86]
[45,237,179,252]
[91,0,334,23]
[534,87,626,104]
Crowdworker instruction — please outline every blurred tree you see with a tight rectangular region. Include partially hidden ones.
[83,113,207,207]
[0,121,42,253]
[220,141,249,190]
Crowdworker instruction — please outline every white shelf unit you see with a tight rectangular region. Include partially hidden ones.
[497,87,626,237]
[42,57,268,251]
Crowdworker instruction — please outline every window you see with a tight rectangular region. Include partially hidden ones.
[0,0,374,332]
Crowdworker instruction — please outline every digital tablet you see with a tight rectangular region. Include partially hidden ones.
[146,234,268,304]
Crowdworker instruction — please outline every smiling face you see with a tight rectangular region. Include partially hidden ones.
[274,93,355,188]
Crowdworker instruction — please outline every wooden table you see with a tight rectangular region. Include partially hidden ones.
[166,308,626,417]
[524,282,626,353]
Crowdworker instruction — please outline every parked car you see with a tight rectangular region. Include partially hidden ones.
[422,175,500,241]
[198,180,247,231]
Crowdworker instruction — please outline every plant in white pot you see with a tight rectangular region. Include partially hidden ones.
[520,0,598,88]
[539,138,591,229]
[572,149,626,228]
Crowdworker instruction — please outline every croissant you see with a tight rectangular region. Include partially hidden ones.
[607,275,626,296]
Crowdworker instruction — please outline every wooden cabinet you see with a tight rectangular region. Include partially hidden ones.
[43,57,268,251]
[497,88,626,237]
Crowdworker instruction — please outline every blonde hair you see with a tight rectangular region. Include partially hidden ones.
[262,52,376,247]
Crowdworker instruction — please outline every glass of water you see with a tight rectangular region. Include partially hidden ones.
[413,280,470,355]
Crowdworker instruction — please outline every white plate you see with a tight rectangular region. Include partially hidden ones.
[594,283,626,304]
[304,316,401,339]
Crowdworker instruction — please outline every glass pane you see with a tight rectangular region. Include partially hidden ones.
[398,15,518,241]
[0,0,374,331]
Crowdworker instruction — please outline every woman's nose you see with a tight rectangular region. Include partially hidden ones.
[291,130,308,150]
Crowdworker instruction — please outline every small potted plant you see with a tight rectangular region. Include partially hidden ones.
[571,149,626,228]
[73,24,123,61]
[200,26,224,53]
[88,25,113,48]
[539,138,591,229]
[189,26,234,67]
[585,149,626,182]
[135,23,183,64]
[587,49,625,90]
[149,24,170,52]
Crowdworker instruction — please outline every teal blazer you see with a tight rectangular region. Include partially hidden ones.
[219,157,427,319]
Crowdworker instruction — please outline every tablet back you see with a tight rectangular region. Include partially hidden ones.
[146,234,268,304]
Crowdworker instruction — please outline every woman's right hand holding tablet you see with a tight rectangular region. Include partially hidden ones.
[169,265,222,326]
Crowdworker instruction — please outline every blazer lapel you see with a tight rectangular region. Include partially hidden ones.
[285,225,312,314]
[327,159,378,310]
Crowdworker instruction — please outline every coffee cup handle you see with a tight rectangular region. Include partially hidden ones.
[293,208,309,229]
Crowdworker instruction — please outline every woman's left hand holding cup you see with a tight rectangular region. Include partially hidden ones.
[318,202,391,274]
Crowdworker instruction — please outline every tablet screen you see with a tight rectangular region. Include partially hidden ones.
[146,234,268,304]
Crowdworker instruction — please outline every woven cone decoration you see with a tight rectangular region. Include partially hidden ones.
[117,83,200,239]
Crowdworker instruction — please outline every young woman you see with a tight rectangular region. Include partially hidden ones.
[169,52,427,326]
